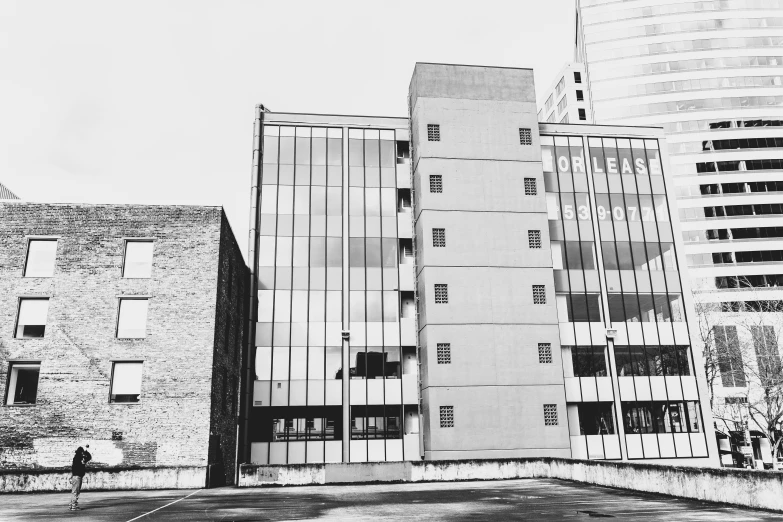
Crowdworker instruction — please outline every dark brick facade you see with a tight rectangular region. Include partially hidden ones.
[207,213,249,485]
[0,203,248,485]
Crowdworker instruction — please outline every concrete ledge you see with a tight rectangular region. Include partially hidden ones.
[239,458,783,512]
[325,462,409,484]
[0,466,206,493]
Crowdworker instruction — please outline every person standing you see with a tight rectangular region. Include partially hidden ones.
[69,446,91,511]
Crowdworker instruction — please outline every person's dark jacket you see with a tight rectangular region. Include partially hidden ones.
[71,454,86,477]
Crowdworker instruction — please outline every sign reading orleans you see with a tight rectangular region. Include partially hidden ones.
[542,137,666,223]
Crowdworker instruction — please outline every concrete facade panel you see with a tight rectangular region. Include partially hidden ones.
[410,100,540,165]
[417,267,559,326]
[413,159,546,217]
[423,385,570,453]
[415,211,552,269]
[419,324,563,388]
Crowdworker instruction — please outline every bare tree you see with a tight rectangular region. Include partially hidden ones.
[694,277,783,462]
[735,298,783,460]
[692,300,722,411]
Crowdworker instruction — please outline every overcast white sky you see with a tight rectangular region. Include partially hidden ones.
[0,0,575,261]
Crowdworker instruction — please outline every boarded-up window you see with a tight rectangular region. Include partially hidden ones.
[110,362,143,403]
[15,298,49,338]
[117,298,149,338]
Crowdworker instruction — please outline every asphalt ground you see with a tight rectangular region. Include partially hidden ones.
[2,478,782,522]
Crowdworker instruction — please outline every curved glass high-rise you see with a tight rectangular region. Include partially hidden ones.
[576,0,783,465]
[577,0,783,303]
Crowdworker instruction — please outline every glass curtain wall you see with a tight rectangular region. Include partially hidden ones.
[587,135,707,459]
[253,125,344,465]
[347,128,406,462]
[252,123,416,465]
[578,0,783,311]
[543,132,709,460]
[542,134,620,460]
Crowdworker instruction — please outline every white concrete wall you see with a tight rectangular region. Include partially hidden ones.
[409,63,567,460]
[0,466,206,493]
[239,458,783,512]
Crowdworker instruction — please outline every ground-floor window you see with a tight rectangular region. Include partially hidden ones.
[622,401,700,434]
[351,405,402,439]
[577,402,615,435]
[251,406,342,442]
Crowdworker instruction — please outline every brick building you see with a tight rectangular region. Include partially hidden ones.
[0,203,248,486]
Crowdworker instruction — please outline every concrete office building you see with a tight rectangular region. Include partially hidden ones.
[244,63,718,466]
[0,203,248,486]
[568,0,783,463]
[537,63,593,124]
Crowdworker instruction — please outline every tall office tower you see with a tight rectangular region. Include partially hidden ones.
[575,0,783,303]
[245,63,718,466]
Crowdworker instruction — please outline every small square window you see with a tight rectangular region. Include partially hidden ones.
[427,124,440,142]
[519,128,532,146]
[5,363,40,405]
[574,71,582,83]
[110,362,143,403]
[440,405,454,428]
[524,178,537,196]
[117,298,149,339]
[434,284,448,304]
[15,298,49,339]
[433,228,446,247]
[576,90,584,102]
[528,230,541,249]
[430,175,443,193]
[578,109,587,121]
[538,343,552,364]
[24,240,57,277]
[437,343,451,364]
[123,241,154,278]
[543,404,558,425]
[532,285,546,304]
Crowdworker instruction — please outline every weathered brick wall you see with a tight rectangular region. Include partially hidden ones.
[0,203,243,474]
[207,213,250,485]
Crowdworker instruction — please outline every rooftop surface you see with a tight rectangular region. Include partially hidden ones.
[3,478,782,521]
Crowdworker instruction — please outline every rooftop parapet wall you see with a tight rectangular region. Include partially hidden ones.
[409,63,536,110]
[0,466,206,492]
[239,458,783,512]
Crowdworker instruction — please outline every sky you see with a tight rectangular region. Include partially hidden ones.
[0,0,575,262]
